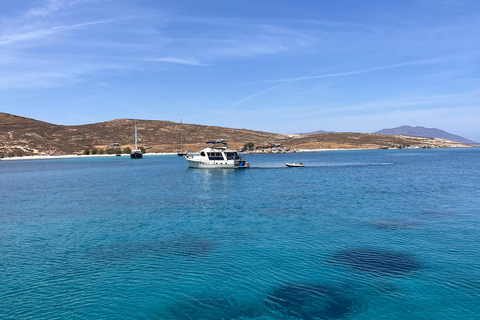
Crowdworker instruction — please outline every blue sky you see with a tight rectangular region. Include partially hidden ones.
[1,0,479,140]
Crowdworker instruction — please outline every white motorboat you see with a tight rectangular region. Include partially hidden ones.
[185,140,249,169]
[286,162,304,167]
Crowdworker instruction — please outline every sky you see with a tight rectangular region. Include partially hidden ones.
[1,0,479,141]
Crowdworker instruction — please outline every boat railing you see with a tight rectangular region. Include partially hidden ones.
[206,139,227,146]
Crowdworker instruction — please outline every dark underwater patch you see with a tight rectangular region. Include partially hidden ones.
[161,295,258,320]
[157,237,213,256]
[420,210,451,217]
[88,237,213,263]
[332,248,422,276]
[265,283,360,320]
[87,242,143,262]
[369,220,420,230]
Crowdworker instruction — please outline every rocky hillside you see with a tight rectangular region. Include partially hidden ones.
[0,113,472,157]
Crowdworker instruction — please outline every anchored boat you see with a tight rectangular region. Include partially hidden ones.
[185,140,249,169]
[130,119,143,159]
[177,119,188,156]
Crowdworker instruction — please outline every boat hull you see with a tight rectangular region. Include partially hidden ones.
[186,158,248,169]
[130,152,143,159]
[286,163,304,167]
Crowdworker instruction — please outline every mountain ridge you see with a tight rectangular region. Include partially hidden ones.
[374,125,477,144]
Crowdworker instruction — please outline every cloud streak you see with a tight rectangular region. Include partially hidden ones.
[265,58,451,83]
[226,84,284,111]
[150,57,208,66]
[226,58,453,109]
[0,19,115,46]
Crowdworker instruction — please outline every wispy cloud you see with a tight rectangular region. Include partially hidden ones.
[0,19,115,46]
[305,91,480,116]
[24,0,66,19]
[225,58,453,110]
[164,16,320,61]
[149,57,207,66]
[173,15,380,36]
[23,0,95,19]
[265,58,451,83]
[0,57,124,89]
[226,84,284,111]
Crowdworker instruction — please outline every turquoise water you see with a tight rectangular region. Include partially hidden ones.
[1,148,479,319]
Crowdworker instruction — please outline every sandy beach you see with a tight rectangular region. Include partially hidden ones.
[0,152,177,161]
[0,149,351,161]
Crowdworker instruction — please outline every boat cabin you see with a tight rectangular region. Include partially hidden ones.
[201,151,240,160]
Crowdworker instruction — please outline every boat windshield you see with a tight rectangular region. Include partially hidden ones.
[225,152,239,160]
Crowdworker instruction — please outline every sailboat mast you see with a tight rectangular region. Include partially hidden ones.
[134,119,138,150]
[179,119,183,150]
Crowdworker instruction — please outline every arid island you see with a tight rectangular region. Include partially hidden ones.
[0,112,474,158]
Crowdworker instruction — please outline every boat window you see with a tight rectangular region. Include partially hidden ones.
[225,152,239,160]
[200,152,205,156]
[207,152,224,160]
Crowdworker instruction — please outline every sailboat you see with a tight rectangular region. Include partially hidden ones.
[177,119,188,156]
[130,119,143,159]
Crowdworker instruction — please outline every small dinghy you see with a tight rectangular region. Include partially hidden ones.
[286,162,304,167]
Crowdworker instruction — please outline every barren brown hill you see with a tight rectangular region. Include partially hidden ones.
[0,112,471,157]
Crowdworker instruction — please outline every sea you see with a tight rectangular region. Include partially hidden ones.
[1,148,479,320]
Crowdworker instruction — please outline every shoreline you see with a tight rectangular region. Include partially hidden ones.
[1,146,476,161]
[0,152,177,161]
[1,149,339,161]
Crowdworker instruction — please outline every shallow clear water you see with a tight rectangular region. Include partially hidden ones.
[1,148,479,319]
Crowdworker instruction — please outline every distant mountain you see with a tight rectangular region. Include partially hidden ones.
[297,130,333,135]
[374,126,477,144]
